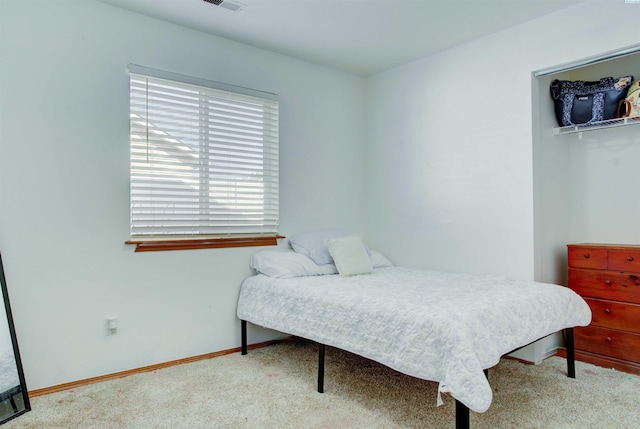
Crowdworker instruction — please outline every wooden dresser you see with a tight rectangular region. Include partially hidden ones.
[567,243,640,375]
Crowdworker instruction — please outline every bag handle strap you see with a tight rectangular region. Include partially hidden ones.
[618,99,630,118]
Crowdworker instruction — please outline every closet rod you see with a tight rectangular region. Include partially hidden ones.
[534,43,640,77]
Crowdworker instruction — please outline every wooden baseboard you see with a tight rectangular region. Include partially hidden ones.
[556,347,640,376]
[29,338,291,397]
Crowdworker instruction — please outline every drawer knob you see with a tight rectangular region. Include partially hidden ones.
[604,280,611,285]
[583,253,591,259]
[605,308,611,314]
[627,256,634,262]
[606,337,612,343]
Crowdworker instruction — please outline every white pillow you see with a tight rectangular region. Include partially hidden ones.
[369,250,393,268]
[289,229,348,265]
[250,248,338,278]
[326,236,373,276]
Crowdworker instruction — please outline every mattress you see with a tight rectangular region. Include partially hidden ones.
[237,266,591,413]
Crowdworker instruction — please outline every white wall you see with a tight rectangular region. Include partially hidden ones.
[364,0,640,280]
[0,0,365,390]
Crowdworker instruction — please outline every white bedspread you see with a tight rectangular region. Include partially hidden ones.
[237,266,591,413]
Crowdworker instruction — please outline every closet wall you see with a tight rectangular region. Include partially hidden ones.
[533,51,640,286]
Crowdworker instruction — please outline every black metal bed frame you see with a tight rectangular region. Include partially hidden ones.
[241,320,576,429]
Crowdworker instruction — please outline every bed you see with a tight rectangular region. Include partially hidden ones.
[237,232,592,428]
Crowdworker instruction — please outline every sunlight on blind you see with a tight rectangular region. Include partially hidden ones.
[129,71,279,237]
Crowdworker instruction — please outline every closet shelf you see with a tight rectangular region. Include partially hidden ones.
[554,116,640,135]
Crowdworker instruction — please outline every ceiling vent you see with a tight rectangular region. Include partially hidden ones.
[202,0,244,12]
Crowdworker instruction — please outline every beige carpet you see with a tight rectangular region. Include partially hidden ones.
[6,339,639,428]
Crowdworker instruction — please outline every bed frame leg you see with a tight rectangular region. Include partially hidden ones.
[241,320,248,355]
[565,327,575,378]
[455,400,470,429]
[318,343,325,393]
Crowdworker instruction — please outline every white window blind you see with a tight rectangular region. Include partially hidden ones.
[128,65,279,237]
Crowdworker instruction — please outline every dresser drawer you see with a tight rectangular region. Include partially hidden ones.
[568,268,640,303]
[608,250,640,273]
[574,325,640,364]
[584,298,640,334]
[568,246,607,269]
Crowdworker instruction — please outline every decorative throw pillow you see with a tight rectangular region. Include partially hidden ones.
[326,235,373,276]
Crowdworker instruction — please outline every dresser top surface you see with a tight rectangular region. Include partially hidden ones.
[568,243,640,250]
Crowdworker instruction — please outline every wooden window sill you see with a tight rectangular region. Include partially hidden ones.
[125,236,284,252]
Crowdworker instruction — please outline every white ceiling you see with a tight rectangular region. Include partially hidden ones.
[98,0,583,76]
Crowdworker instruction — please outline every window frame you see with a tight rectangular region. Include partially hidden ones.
[126,64,280,251]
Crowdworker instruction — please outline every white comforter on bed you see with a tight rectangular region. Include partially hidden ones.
[237,266,591,413]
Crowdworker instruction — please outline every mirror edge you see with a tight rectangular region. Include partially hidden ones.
[0,252,30,424]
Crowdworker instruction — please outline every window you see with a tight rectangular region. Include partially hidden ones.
[127,65,279,251]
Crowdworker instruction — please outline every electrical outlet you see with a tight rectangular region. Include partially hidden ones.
[106,317,117,335]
